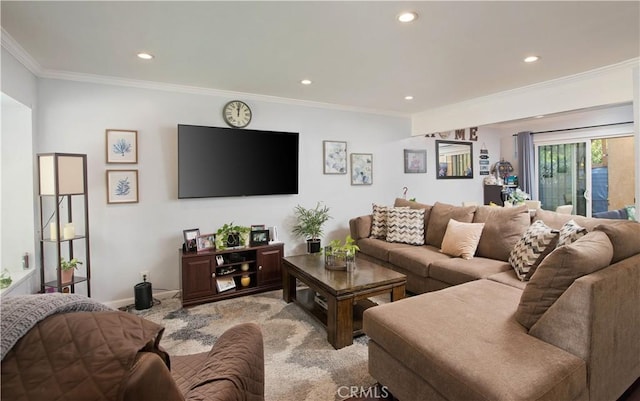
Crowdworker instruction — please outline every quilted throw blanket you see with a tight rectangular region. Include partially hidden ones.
[0,293,112,360]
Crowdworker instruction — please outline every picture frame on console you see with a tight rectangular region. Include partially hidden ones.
[250,230,270,247]
[183,228,200,252]
[196,233,216,252]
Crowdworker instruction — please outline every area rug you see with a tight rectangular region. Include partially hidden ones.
[137,289,380,401]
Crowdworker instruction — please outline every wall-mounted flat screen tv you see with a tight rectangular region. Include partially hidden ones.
[178,124,299,198]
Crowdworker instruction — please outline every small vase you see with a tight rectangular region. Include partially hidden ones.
[241,263,250,271]
[240,275,251,287]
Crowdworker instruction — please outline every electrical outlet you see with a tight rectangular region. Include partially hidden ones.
[140,271,150,282]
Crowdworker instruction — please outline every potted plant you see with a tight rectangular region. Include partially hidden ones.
[292,202,332,253]
[216,223,251,249]
[506,188,530,207]
[325,235,360,270]
[60,257,82,283]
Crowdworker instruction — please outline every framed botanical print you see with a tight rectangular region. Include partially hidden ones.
[106,169,139,204]
[350,153,373,185]
[323,141,347,174]
[106,129,138,164]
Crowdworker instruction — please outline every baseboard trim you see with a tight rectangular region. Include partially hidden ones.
[105,289,181,309]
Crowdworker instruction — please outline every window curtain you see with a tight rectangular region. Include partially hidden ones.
[517,131,536,199]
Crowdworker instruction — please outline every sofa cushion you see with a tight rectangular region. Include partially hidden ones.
[388,245,447,278]
[515,231,613,329]
[557,219,587,247]
[425,202,476,248]
[487,270,527,290]
[473,205,530,262]
[364,280,587,401]
[534,208,615,230]
[429,257,512,286]
[386,208,425,245]
[356,238,414,262]
[509,220,558,281]
[394,198,432,233]
[594,221,640,263]
[440,219,485,259]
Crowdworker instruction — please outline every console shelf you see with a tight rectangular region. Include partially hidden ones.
[180,243,284,307]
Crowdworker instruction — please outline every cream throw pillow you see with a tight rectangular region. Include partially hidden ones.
[440,219,485,260]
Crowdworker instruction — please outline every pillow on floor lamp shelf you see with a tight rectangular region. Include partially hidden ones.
[440,219,485,260]
[508,220,559,281]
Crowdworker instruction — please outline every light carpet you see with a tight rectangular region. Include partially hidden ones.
[137,289,380,401]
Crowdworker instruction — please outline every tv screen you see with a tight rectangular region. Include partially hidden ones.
[178,124,299,198]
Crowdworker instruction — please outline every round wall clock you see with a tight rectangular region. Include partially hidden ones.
[222,100,252,128]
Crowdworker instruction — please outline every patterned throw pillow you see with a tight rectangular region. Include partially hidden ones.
[557,219,587,247]
[386,208,425,245]
[509,220,558,281]
[370,204,389,238]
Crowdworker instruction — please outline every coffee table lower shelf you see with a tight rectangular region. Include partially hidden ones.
[294,287,377,336]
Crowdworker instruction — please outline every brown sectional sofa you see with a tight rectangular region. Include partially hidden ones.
[349,199,640,401]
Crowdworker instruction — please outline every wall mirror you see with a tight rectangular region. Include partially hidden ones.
[436,140,473,179]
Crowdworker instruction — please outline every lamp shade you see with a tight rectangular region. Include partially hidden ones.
[38,153,86,195]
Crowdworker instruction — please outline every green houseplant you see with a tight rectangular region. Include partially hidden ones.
[325,235,360,270]
[60,257,82,283]
[292,202,332,253]
[216,223,251,249]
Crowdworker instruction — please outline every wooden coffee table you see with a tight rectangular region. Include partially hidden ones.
[282,254,406,349]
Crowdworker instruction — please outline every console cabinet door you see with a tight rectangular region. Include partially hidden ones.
[256,245,283,287]
[182,255,216,300]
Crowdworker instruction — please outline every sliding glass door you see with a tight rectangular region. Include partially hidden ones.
[536,135,635,217]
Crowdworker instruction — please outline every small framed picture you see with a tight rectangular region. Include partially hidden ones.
[106,170,139,204]
[350,153,373,185]
[404,149,427,173]
[215,255,225,266]
[216,276,236,292]
[250,230,270,247]
[323,140,347,174]
[183,228,200,252]
[196,233,216,252]
[106,129,138,164]
[251,224,266,231]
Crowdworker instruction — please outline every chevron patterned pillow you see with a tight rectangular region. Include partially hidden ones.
[370,204,390,238]
[509,220,558,281]
[557,219,587,247]
[386,208,425,245]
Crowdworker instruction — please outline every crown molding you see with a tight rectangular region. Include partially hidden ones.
[1,28,43,76]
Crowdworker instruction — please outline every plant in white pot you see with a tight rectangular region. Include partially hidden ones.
[60,257,82,284]
[292,202,332,253]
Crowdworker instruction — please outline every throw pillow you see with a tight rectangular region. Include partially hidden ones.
[515,231,614,329]
[425,202,476,248]
[370,204,390,239]
[440,219,485,259]
[386,208,425,245]
[556,219,587,247]
[508,220,558,281]
[594,222,640,263]
[473,205,530,262]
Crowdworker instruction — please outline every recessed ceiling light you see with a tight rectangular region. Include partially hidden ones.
[137,52,154,60]
[524,55,539,63]
[397,12,418,23]
[300,79,312,85]
[404,95,414,100]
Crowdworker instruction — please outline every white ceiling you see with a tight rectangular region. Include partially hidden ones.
[2,1,639,115]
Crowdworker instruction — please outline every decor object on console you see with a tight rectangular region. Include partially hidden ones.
[215,223,251,249]
[351,153,373,185]
[182,228,200,252]
[106,169,138,204]
[37,153,91,295]
[250,230,270,247]
[106,129,137,164]
[292,202,332,253]
[196,233,216,252]
[323,140,347,174]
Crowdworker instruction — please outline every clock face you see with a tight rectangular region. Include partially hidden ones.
[223,100,252,128]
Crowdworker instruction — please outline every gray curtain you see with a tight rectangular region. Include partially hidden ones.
[517,131,536,199]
